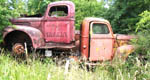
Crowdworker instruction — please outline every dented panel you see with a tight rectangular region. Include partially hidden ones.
[43,1,75,43]
[80,17,115,61]
[115,45,134,60]
[44,20,72,43]
[90,35,114,61]
[89,21,115,61]
[3,26,45,48]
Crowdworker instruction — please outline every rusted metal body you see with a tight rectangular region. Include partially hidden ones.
[12,43,25,55]
[3,1,75,49]
[3,25,45,48]
[114,34,134,60]
[43,1,75,43]
[80,18,134,61]
[3,1,134,62]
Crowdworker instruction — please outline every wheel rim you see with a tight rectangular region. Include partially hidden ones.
[12,43,25,55]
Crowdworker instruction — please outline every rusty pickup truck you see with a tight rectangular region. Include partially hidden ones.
[3,1,134,62]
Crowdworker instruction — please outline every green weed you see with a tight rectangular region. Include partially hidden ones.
[0,52,149,80]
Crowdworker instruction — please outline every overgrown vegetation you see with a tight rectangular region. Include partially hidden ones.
[0,52,150,80]
[104,0,150,33]
[72,0,106,29]
[132,11,150,61]
[1,0,150,80]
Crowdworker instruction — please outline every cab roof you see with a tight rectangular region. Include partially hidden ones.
[83,17,110,23]
[48,1,75,6]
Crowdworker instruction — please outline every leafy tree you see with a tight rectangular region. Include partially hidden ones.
[9,0,27,14]
[27,0,50,15]
[26,0,106,29]
[71,0,106,29]
[131,10,150,61]
[27,0,60,15]
[104,0,150,34]
[136,11,150,32]
[0,0,25,41]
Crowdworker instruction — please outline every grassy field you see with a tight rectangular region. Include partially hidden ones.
[0,52,150,80]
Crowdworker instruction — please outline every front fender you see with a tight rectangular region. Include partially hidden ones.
[3,25,45,48]
[115,45,134,60]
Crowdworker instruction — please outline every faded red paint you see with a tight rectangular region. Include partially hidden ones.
[80,18,115,61]
[3,26,45,48]
[89,22,115,61]
[4,1,75,49]
[43,1,75,43]
[80,17,134,61]
[80,18,90,60]
[115,34,133,40]
[116,45,134,60]
[11,18,42,29]
[3,1,134,62]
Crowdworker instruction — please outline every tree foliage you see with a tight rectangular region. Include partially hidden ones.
[26,0,106,29]
[104,0,150,34]
[1,0,150,34]
[136,11,150,32]
[132,31,150,60]
[27,0,51,15]
[0,0,27,42]
[131,10,150,61]
[0,0,23,40]
[71,0,106,29]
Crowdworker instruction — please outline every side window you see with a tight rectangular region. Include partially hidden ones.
[92,23,109,34]
[49,6,68,17]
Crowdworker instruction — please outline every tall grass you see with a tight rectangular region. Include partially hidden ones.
[0,52,150,80]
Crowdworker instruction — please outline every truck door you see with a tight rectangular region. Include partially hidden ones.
[44,5,74,43]
[89,22,114,61]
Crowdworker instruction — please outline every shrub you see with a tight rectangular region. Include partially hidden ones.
[132,10,150,60]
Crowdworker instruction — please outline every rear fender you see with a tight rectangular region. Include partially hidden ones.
[3,25,45,48]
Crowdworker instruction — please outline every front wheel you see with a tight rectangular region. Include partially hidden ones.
[12,43,25,55]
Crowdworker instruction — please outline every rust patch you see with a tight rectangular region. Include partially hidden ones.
[12,43,25,55]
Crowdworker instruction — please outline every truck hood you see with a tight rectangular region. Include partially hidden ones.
[114,34,134,40]
[10,17,42,27]
[11,17,42,23]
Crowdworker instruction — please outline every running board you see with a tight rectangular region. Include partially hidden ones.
[38,42,76,49]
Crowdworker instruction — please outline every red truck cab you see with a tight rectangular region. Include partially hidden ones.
[80,17,134,61]
[3,1,75,54]
[43,1,75,43]
[81,18,115,61]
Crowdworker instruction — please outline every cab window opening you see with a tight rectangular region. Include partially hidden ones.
[49,6,68,17]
